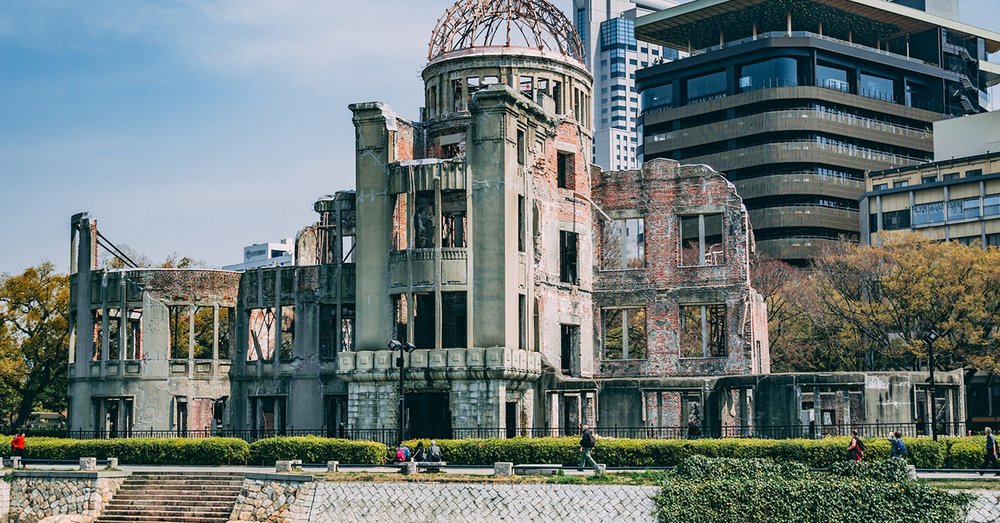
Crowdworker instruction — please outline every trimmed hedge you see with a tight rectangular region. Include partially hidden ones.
[943,436,986,469]
[2,437,249,465]
[248,436,386,465]
[409,436,954,468]
[656,456,971,523]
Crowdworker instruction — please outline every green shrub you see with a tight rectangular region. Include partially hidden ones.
[943,437,985,469]
[655,477,971,523]
[249,436,386,465]
[16,437,249,465]
[829,457,910,482]
[674,455,809,481]
[413,436,969,469]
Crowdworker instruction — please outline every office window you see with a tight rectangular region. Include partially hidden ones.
[686,71,726,104]
[860,72,895,102]
[680,214,724,266]
[873,183,888,191]
[984,194,1000,216]
[921,175,938,184]
[912,202,945,225]
[966,168,984,177]
[641,84,672,110]
[817,64,849,92]
[739,57,797,91]
[943,172,960,180]
[600,218,645,269]
[882,209,911,231]
[680,305,726,358]
[602,308,646,360]
[893,180,909,188]
[948,197,980,220]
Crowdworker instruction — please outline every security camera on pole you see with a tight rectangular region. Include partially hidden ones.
[388,339,416,444]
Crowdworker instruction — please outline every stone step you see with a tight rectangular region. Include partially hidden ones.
[119,484,243,492]
[104,500,234,509]
[111,493,238,502]
[101,507,232,517]
[124,479,244,485]
[96,516,229,523]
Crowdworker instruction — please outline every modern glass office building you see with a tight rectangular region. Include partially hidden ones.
[634,0,1000,264]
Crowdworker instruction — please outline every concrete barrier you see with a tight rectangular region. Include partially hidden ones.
[78,457,96,471]
[494,462,514,477]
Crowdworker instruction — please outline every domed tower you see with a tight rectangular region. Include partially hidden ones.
[422,0,594,158]
[346,0,598,439]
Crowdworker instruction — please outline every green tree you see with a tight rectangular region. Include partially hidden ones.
[0,263,69,427]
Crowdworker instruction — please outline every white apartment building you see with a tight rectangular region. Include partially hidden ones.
[573,0,683,171]
[222,239,294,271]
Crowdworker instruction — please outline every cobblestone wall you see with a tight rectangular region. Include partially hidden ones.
[8,472,126,523]
[298,482,659,523]
[230,476,314,523]
[961,489,1000,523]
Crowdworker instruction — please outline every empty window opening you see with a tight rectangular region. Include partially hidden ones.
[520,76,534,99]
[559,231,579,285]
[518,294,527,351]
[91,310,103,361]
[218,308,233,359]
[442,292,467,349]
[441,191,467,248]
[414,293,436,349]
[414,192,436,249]
[325,395,349,438]
[319,305,337,358]
[341,306,355,352]
[552,81,563,113]
[253,396,287,435]
[532,298,540,352]
[517,129,526,166]
[452,79,464,112]
[393,294,409,342]
[193,306,214,360]
[342,235,356,263]
[560,324,579,376]
[518,195,526,253]
[169,305,190,359]
[603,308,647,359]
[557,152,574,189]
[680,214,724,266]
[392,193,408,251]
[247,308,276,362]
[261,271,276,301]
[680,304,727,358]
[107,309,121,360]
[601,217,645,270]
[467,77,482,101]
[280,306,295,360]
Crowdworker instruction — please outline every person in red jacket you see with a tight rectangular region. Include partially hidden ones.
[10,433,25,468]
[846,430,865,461]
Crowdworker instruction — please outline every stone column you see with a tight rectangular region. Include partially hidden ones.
[813,387,822,438]
[842,388,851,436]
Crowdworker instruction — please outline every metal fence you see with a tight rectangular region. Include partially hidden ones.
[0,422,980,444]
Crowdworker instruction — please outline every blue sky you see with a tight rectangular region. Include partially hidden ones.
[0,0,997,274]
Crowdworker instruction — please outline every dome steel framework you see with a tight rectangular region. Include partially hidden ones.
[428,0,586,63]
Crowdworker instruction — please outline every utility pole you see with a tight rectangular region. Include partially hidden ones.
[389,339,416,444]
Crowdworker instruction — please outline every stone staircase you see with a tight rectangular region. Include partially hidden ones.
[95,471,244,523]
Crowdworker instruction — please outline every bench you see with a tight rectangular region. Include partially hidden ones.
[415,461,446,473]
[513,464,563,476]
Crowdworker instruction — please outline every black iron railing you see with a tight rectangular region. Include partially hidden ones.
[0,422,979,443]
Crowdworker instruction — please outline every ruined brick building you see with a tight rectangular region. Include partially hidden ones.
[67,0,964,440]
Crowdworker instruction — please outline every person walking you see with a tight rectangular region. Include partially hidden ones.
[888,431,907,459]
[578,426,598,470]
[980,427,999,476]
[846,430,865,461]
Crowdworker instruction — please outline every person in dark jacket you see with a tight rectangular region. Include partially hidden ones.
[412,441,426,462]
[578,426,598,469]
[846,430,865,461]
[981,427,999,476]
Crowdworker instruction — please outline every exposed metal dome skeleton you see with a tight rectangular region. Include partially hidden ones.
[428,0,586,63]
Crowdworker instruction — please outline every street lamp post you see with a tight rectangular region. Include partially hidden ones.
[925,330,939,441]
[388,340,416,444]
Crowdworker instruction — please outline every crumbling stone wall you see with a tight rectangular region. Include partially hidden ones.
[8,472,126,523]
[591,159,765,380]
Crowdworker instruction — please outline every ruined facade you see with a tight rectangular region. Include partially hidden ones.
[66,0,965,440]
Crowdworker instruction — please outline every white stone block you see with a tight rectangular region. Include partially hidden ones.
[494,462,514,477]
[79,458,97,471]
[401,462,417,475]
[327,461,339,473]
[107,458,118,469]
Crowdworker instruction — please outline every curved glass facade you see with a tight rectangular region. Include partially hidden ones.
[739,58,798,92]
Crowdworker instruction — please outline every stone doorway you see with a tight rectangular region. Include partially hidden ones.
[406,392,452,440]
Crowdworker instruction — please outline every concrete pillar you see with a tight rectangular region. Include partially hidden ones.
[79,457,97,471]
[494,462,514,476]
[813,387,822,438]
[738,389,749,436]
[549,392,560,437]
[842,388,852,435]
[945,388,955,436]
[582,392,596,429]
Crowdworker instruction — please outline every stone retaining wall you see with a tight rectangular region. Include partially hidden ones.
[230,474,314,523]
[295,482,660,523]
[961,490,1000,523]
[8,471,127,523]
